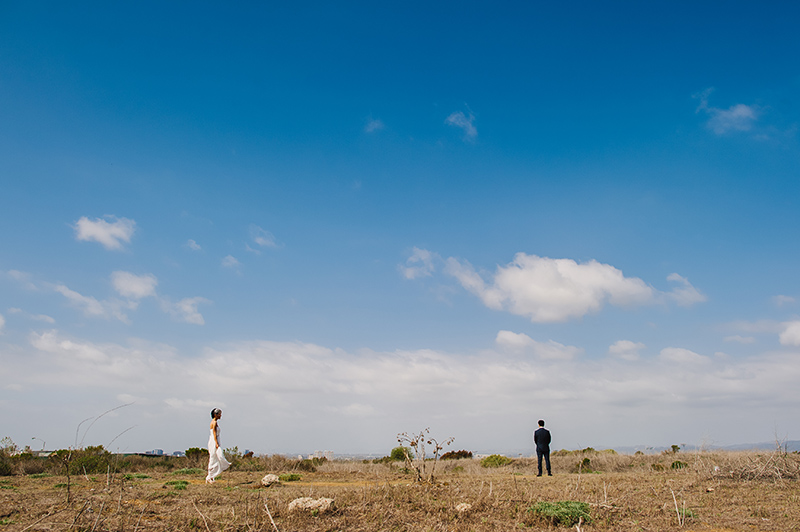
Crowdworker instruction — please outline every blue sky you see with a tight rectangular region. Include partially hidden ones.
[2,1,800,455]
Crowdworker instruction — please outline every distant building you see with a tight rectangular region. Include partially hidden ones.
[312,450,334,460]
[171,451,185,457]
[146,449,164,456]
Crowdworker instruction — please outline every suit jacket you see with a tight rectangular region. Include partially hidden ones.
[534,427,551,452]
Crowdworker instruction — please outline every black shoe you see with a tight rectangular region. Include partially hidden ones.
[536,473,542,477]
[547,473,552,476]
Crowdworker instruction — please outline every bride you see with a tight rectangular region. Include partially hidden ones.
[206,408,231,483]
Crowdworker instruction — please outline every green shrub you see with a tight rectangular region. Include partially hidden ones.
[671,460,688,470]
[296,459,317,472]
[164,480,188,490]
[48,446,112,475]
[480,454,513,468]
[374,446,414,464]
[441,450,473,460]
[573,457,595,473]
[651,463,664,471]
[529,501,591,526]
[279,473,301,482]
[185,447,208,468]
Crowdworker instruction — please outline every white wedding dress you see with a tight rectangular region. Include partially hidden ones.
[206,423,231,482]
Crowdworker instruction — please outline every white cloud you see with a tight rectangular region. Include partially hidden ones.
[162,297,210,325]
[707,104,759,134]
[7,330,800,452]
[364,118,385,133]
[399,247,437,280]
[164,398,220,411]
[665,273,707,306]
[0,314,5,334]
[659,347,709,365]
[4,270,37,290]
[772,295,795,307]
[445,253,654,323]
[6,308,55,323]
[250,225,277,249]
[445,110,477,141]
[495,330,582,360]
[187,239,202,251]
[695,88,759,135]
[53,284,129,322]
[723,335,756,344]
[222,255,241,268]
[608,340,645,361]
[779,321,800,346]
[73,216,136,250]
[111,271,158,300]
[44,274,206,326]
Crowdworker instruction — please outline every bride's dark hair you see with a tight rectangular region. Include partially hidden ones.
[210,408,222,418]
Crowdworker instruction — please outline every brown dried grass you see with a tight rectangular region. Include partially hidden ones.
[0,449,798,531]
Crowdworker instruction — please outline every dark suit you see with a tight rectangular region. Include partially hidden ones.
[533,427,551,475]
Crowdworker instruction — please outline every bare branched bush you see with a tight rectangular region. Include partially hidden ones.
[397,428,454,483]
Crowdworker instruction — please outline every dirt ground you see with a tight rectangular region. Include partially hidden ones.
[1,453,799,531]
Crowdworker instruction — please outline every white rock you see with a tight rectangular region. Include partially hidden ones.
[261,474,280,487]
[288,497,335,514]
[455,503,472,514]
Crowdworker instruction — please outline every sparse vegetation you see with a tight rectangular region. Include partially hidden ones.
[671,460,688,469]
[171,468,204,476]
[529,500,591,527]
[0,448,799,531]
[163,479,189,490]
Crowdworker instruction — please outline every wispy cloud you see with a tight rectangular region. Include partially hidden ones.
[0,314,5,334]
[694,88,759,135]
[445,110,477,141]
[399,247,437,280]
[186,239,202,251]
[222,255,241,269]
[364,117,385,133]
[248,225,278,252]
[608,340,646,361]
[53,284,132,323]
[665,273,707,306]
[73,216,136,250]
[7,307,55,323]
[12,271,208,326]
[772,295,795,307]
[495,330,583,360]
[161,297,210,325]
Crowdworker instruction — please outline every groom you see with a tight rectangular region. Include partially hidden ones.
[533,419,552,476]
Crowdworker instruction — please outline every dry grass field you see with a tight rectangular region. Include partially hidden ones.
[1,449,799,531]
